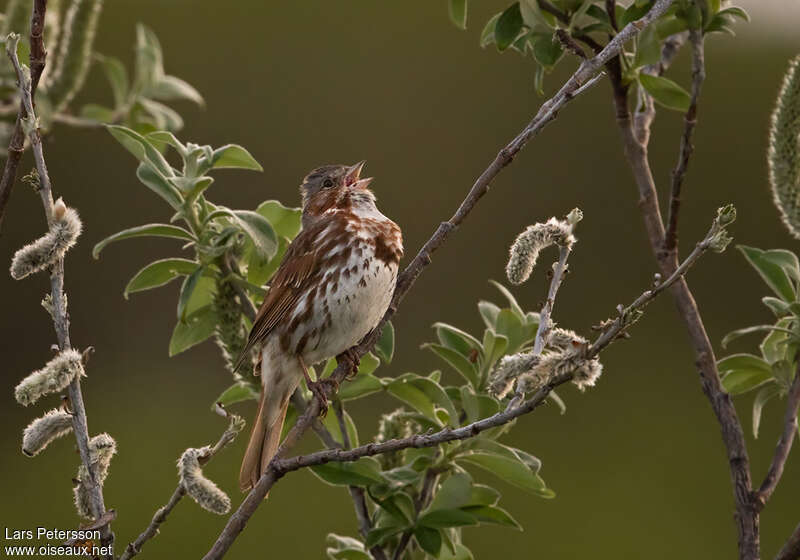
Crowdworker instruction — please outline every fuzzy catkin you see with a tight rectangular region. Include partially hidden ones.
[178,447,231,515]
[768,55,800,238]
[214,278,255,382]
[46,0,103,113]
[375,408,419,470]
[506,218,575,285]
[10,199,82,280]
[73,433,116,518]
[489,352,541,398]
[22,409,73,456]
[14,348,84,406]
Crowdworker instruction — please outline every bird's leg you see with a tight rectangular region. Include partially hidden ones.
[299,356,338,417]
[336,347,361,380]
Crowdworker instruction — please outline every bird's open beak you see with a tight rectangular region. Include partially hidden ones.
[346,161,372,190]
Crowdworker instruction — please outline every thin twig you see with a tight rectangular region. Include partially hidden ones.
[119,413,244,560]
[509,243,572,408]
[606,20,759,560]
[202,3,675,557]
[663,29,705,254]
[0,0,47,234]
[755,368,800,509]
[6,30,114,556]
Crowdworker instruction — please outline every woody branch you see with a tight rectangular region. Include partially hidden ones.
[202,1,677,557]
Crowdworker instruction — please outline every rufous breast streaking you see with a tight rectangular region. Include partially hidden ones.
[235,161,403,492]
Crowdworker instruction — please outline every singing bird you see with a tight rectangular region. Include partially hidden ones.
[235,162,403,492]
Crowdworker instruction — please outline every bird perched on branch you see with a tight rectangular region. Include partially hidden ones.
[235,161,403,492]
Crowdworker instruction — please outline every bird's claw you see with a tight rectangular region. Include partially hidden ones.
[308,378,339,417]
[337,348,361,380]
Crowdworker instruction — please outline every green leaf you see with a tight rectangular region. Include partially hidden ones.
[519,0,555,28]
[310,457,385,487]
[434,322,482,356]
[177,266,204,321]
[634,24,661,68]
[489,280,524,319]
[423,344,479,388]
[97,54,129,109]
[481,329,508,379]
[108,125,173,177]
[375,322,395,364]
[214,381,260,408]
[418,509,477,529]
[620,1,652,27]
[325,534,371,560]
[135,162,183,209]
[462,505,521,529]
[753,383,781,438]
[722,325,797,349]
[437,543,475,560]
[139,98,184,131]
[532,34,563,68]
[466,484,501,507]
[211,144,263,171]
[761,318,794,364]
[760,249,800,284]
[364,526,405,549]
[495,3,523,52]
[739,246,796,302]
[80,104,115,123]
[233,210,278,258]
[255,200,302,239]
[414,527,442,556]
[321,407,359,447]
[134,24,163,91]
[146,131,186,153]
[169,304,217,356]
[494,309,528,354]
[638,74,691,112]
[716,6,750,22]
[429,473,472,511]
[718,353,774,395]
[479,13,502,48]
[763,296,791,317]
[148,74,204,106]
[448,0,467,29]
[124,258,199,297]
[478,300,500,329]
[93,223,194,258]
[387,373,457,425]
[338,367,384,401]
[457,451,553,497]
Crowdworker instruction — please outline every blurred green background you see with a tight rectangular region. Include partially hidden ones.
[1,1,798,558]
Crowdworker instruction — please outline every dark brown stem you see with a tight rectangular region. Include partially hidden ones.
[538,0,569,25]
[663,29,705,254]
[606,27,759,560]
[605,0,618,31]
[202,3,676,557]
[0,0,47,234]
[755,369,800,509]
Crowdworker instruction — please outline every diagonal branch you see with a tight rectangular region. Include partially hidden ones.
[6,30,114,557]
[215,211,727,481]
[0,0,47,235]
[663,29,706,254]
[605,23,759,560]
[202,2,676,557]
[777,521,800,560]
[755,368,800,509]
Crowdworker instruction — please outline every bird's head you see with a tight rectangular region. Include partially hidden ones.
[299,161,374,219]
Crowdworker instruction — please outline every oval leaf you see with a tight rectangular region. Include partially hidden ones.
[93,223,194,258]
[639,73,691,112]
[124,258,199,297]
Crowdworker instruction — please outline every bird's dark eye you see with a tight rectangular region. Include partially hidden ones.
[322,178,334,189]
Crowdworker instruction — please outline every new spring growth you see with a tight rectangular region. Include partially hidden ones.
[506,208,582,285]
[768,54,800,239]
[490,353,541,398]
[10,198,82,280]
[15,349,85,406]
[74,433,117,519]
[178,447,231,515]
[22,409,73,457]
[376,408,419,469]
[708,204,737,253]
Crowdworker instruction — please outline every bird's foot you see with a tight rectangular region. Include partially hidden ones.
[308,377,339,417]
[337,348,361,380]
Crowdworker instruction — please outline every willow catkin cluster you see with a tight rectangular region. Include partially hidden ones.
[506,216,576,285]
[178,447,231,515]
[768,55,800,238]
[10,198,83,280]
[375,408,419,470]
[489,352,541,398]
[73,433,117,518]
[14,348,84,406]
[22,409,73,457]
[214,278,255,382]
[518,346,603,394]
[46,0,103,113]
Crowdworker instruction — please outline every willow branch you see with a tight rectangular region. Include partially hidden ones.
[755,368,800,509]
[119,413,243,560]
[777,522,800,560]
[663,29,705,254]
[202,3,675,557]
[0,0,46,234]
[606,21,759,560]
[6,30,114,556]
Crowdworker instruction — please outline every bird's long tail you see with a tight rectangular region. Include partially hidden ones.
[239,386,290,495]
